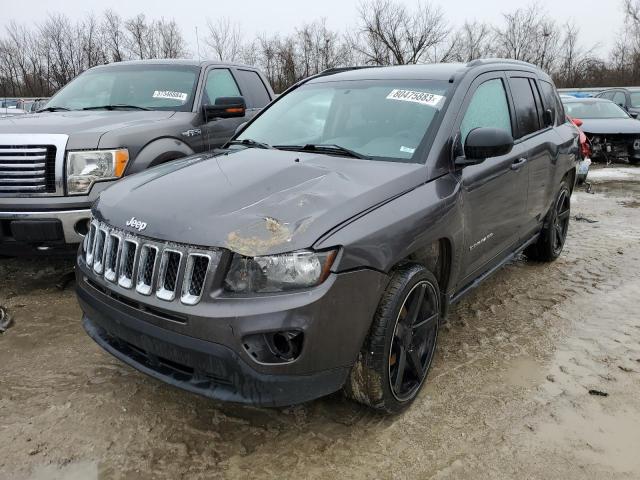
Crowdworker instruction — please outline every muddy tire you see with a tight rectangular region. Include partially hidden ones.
[344,264,440,413]
[526,181,571,262]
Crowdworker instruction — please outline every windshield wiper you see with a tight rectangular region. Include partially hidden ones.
[36,106,70,112]
[227,138,273,149]
[274,143,371,159]
[82,104,150,111]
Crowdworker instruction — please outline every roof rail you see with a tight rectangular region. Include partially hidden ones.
[316,66,378,77]
[466,58,538,69]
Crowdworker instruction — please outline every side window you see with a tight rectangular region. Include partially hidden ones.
[236,69,271,108]
[600,91,614,101]
[203,69,240,105]
[460,78,512,145]
[539,80,560,125]
[509,77,541,138]
[612,91,626,107]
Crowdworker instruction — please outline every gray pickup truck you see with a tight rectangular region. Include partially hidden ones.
[0,60,274,255]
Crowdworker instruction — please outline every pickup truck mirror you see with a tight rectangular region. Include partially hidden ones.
[456,127,514,166]
[203,96,246,120]
[543,108,555,127]
[631,112,639,119]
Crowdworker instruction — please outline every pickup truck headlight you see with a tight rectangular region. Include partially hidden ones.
[66,149,129,195]
[224,250,337,293]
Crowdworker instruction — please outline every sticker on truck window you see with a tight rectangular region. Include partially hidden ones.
[400,146,416,154]
[386,89,444,107]
[152,90,188,102]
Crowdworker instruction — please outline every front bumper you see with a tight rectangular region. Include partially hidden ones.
[76,263,387,406]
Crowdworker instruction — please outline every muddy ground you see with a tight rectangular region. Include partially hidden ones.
[1,165,639,480]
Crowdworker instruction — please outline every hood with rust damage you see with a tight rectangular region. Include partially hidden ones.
[94,148,425,256]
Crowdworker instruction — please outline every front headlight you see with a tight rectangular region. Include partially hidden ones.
[224,250,337,293]
[66,149,129,195]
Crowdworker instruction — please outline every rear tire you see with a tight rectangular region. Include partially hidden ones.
[344,264,440,413]
[526,180,571,262]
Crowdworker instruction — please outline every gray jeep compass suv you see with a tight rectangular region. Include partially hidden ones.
[76,60,579,413]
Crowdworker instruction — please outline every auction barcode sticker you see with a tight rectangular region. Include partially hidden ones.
[386,89,444,107]
[153,90,188,102]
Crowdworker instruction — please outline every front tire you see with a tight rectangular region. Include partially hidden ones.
[344,264,440,413]
[526,180,571,262]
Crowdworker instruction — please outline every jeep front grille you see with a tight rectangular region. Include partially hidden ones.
[0,145,56,194]
[84,220,220,306]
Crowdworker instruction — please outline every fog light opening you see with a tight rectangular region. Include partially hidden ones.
[270,331,303,361]
[242,330,304,364]
[75,218,91,236]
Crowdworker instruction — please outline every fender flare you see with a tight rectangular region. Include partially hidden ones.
[127,137,195,174]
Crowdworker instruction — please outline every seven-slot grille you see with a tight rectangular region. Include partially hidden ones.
[0,145,56,194]
[84,220,219,306]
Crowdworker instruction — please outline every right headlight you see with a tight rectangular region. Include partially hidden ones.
[66,149,129,195]
[224,249,337,293]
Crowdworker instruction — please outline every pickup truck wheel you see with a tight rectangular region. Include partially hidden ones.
[344,264,440,413]
[526,181,571,262]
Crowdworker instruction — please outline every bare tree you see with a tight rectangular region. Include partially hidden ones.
[103,10,127,63]
[204,17,243,62]
[353,0,449,65]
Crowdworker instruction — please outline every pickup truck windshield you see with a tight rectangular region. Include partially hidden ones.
[45,65,200,112]
[564,101,630,119]
[237,79,450,162]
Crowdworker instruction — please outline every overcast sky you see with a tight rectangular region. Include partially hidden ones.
[0,0,624,58]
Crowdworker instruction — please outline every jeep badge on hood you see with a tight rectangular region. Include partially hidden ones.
[125,217,147,232]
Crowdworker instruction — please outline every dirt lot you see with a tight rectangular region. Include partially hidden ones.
[1,165,639,480]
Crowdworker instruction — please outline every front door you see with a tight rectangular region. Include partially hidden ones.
[198,68,248,152]
[455,74,529,284]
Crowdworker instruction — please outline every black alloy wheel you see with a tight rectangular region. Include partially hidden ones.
[388,281,439,402]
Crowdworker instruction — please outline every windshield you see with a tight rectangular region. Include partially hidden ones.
[45,64,200,112]
[563,101,629,119]
[237,79,450,162]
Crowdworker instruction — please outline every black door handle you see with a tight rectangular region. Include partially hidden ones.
[511,157,528,170]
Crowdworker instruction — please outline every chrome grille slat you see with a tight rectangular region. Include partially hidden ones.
[136,245,158,295]
[157,249,182,301]
[104,233,122,283]
[118,239,139,289]
[83,218,220,307]
[92,228,108,274]
[0,144,56,194]
[0,169,46,176]
[181,254,211,305]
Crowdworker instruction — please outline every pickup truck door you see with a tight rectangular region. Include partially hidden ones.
[197,68,251,152]
[454,73,529,284]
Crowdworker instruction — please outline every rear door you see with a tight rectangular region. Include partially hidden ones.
[513,76,561,236]
[455,73,529,283]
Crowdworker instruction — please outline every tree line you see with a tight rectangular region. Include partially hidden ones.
[1,1,639,97]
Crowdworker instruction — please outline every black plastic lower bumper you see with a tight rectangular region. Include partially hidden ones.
[81,312,350,408]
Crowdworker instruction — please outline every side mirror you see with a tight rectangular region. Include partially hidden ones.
[631,112,638,119]
[543,108,555,127]
[456,127,514,166]
[203,96,246,120]
[572,118,584,127]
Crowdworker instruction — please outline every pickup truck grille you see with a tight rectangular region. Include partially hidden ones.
[0,145,57,194]
[84,220,221,306]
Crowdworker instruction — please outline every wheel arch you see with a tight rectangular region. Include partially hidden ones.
[126,137,195,174]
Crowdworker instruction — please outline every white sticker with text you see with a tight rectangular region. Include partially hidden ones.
[152,90,188,102]
[400,146,416,154]
[386,89,444,107]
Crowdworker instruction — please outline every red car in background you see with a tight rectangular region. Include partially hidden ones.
[568,115,591,185]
